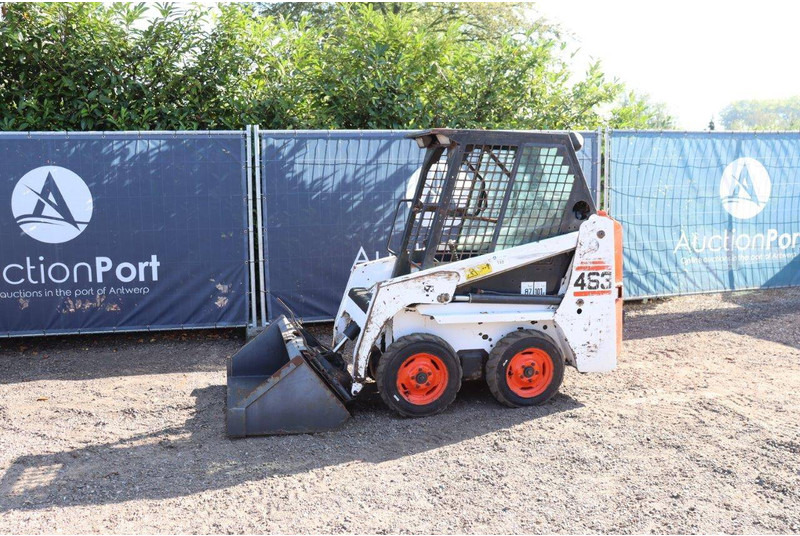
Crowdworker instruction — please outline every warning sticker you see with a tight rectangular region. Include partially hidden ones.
[465,263,493,280]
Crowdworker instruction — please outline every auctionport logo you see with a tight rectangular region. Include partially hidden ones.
[719,157,770,219]
[674,156,790,258]
[11,166,93,244]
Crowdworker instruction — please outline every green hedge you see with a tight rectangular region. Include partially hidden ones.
[0,3,672,131]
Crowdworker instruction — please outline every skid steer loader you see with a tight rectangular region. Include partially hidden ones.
[226,129,622,437]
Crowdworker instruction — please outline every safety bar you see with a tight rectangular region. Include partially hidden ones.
[386,198,414,255]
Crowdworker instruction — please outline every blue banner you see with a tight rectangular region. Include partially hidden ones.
[261,130,600,321]
[609,131,800,298]
[0,132,249,336]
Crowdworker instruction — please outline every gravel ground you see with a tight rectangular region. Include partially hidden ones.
[1,289,799,534]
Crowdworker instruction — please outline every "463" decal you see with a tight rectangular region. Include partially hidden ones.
[573,268,612,296]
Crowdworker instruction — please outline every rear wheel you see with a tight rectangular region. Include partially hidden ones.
[376,333,462,417]
[486,330,564,407]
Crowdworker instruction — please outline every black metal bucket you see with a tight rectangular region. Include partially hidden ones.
[226,316,352,437]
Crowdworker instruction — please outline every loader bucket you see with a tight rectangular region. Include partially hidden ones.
[226,315,353,437]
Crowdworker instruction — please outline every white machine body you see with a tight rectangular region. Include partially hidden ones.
[334,213,622,395]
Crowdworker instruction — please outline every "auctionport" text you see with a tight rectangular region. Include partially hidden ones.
[674,229,800,253]
[1,255,161,286]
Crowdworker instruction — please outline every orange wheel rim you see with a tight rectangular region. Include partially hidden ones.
[396,352,449,405]
[506,348,554,398]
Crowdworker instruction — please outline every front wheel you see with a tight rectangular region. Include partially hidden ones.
[376,333,462,418]
[486,330,564,407]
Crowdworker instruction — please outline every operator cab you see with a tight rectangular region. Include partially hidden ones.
[389,129,595,297]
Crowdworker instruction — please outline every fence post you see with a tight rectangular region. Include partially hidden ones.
[253,125,268,327]
[595,126,602,206]
[245,125,257,331]
[604,127,611,213]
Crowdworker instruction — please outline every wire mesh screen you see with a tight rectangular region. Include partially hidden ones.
[496,145,577,249]
[436,144,517,262]
[608,130,800,298]
[408,148,449,254]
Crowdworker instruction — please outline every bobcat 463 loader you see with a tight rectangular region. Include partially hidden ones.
[226,129,622,437]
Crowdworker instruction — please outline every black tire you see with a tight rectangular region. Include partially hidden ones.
[376,333,462,418]
[486,330,564,407]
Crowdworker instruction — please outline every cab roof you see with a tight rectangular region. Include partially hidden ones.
[407,128,584,151]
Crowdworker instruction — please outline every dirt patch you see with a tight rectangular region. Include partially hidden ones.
[1,289,799,533]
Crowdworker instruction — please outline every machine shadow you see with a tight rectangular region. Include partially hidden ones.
[623,288,800,349]
[0,382,583,512]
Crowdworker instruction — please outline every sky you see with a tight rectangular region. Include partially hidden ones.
[533,0,800,129]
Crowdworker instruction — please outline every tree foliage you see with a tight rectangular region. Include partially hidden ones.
[609,91,674,129]
[720,97,800,130]
[255,2,561,42]
[0,2,671,131]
